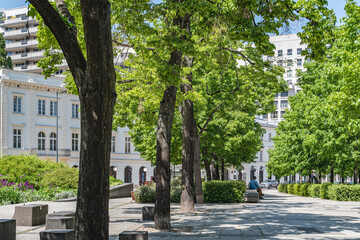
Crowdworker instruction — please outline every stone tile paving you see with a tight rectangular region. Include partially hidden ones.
[1,189,360,239]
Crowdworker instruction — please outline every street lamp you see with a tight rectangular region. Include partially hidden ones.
[56,90,67,163]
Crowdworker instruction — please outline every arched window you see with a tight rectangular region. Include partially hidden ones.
[250,166,256,180]
[50,132,57,151]
[139,166,147,185]
[38,132,45,151]
[124,166,132,183]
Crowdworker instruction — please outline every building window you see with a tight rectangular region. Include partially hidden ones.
[139,166,147,185]
[13,96,22,113]
[297,48,302,55]
[125,137,131,154]
[38,132,45,151]
[72,133,79,151]
[269,133,272,141]
[124,166,132,183]
[274,101,278,108]
[50,101,57,116]
[112,136,116,153]
[287,49,292,56]
[271,111,278,119]
[287,60,292,66]
[262,114,268,120]
[297,59,302,66]
[50,132,57,151]
[38,99,45,115]
[13,129,21,149]
[278,50,283,57]
[72,103,79,118]
[281,91,288,97]
[280,100,288,108]
[278,60,283,67]
[287,70,293,77]
[281,111,286,119]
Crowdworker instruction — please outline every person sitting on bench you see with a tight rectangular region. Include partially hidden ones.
[248,176,264,199]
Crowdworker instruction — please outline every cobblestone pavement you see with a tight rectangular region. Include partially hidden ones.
[1,189,360,239]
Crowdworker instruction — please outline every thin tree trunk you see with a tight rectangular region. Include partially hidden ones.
[203,157,212,181]
[211,152,219,180]
[319,172,322,184]
[330,167,334,183]
[155,85,178,230]
[308,173,312,183]
[221,160,225,181]
[354,164,358,184]
[194,135,204,203]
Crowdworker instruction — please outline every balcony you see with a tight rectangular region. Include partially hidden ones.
[5,39,38,51]
[30,148,71,157]
[0,16,37,28]
[11,50,45,62]
[13,64,42,72]
[3,26,37,39]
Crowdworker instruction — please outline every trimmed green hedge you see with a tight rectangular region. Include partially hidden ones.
[203,180,246,203]
[279,183,360,201]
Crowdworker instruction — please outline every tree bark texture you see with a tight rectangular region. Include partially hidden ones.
[28,0,116,239]
[211,153,219,180]
[221,161,225,181]
[179,96,195,213]
[330,167,334,183]
[194,136,204,203]
[155,84,178,230]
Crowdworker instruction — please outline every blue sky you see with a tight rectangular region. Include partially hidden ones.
[1,0,359,25]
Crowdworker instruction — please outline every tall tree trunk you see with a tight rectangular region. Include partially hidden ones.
[308,173,312,183]
[179,69,195,212]
[330,167,334,183]
[203,157,212,181]
[211,152,219,180]
[354,164,358,184]
[221,160,225,181]
[194,135,204,203]
[318,172,322,184]
[155,85,178,230]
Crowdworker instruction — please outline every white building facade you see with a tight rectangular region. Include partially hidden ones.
[0,69,154,185]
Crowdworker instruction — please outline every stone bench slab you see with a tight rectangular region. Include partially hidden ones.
[45,217,75,230]
[244,190,260,203]
[0,219,16,240]
[13,204,48,226]
[110,183,134,199]
[40,229,74,240]
[119,231,148,240]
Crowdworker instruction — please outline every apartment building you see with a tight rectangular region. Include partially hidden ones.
[0,7,67,75]
[0,69,153,185]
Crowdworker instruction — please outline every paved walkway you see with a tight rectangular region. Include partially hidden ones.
[1,189,360,239]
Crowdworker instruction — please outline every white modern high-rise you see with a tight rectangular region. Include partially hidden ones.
[242,34,305,184]
[0,6,67,74]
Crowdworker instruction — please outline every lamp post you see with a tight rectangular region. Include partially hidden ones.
[56,90,67,163]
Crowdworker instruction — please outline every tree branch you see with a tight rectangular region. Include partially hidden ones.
[221,47,255,65]
[29,0,86,81]
[199,103,223,136]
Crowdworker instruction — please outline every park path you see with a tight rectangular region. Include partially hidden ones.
[1,189,360,239]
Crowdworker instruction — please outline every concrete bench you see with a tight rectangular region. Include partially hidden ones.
[0,219,16,240]
[119,231,148,240]
[110,183,134,199]
[142,206,154,221]
[45,217,75,230]
[47,211,76,219]
[244,190,260,203]
[40,229,74,240]
[13,204,48,226]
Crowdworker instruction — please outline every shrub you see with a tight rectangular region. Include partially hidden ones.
[320,183,332,199]
[41,167,79,189]
[170,176,181,203]
[0,155,59,186]
[110,176,123,187]
[278,184,287,193]
[300,183,310,197]
[293,184,301,195]
[203,180,246,203]
[134,185,156,203]
[287,184,294,194]
[308,184,321,198]
[328,184,360,201]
